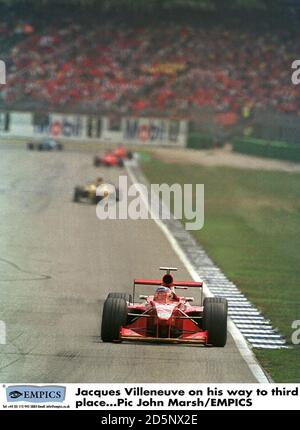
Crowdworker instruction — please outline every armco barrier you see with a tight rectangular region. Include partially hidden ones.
[233,137,300,163]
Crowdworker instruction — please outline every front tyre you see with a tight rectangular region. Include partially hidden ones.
[203,297,227,347]
[107,292,132,303]
[101,297,128,342]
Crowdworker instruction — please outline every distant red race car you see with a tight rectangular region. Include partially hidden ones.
[112,146,133,160]
[94,147,133,167]
[101,267,228,347]
[94,151,124,167]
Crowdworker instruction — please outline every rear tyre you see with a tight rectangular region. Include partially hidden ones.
[94,156,101,166]
[203,297,227,347]
[127,151,133,160]
[107,292,132,303]
[118,158,124,167]
[27,143,34,150]
[57,143,63,151]
[101,297,128,342]
[73,187,81,202]
[93,195,102,204]
[115,188,120,202]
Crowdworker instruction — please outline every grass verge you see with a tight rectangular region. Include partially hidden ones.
[141,155,300,382]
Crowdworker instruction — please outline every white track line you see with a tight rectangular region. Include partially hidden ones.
[126,163,270,383]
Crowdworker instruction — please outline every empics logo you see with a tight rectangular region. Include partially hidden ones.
[0,60,6,84]
[8,391,23,399]
[6,385,66,403]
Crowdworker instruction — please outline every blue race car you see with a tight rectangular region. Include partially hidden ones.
[27,138,63,151]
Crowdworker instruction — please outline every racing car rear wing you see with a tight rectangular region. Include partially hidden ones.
[134,279,203,288]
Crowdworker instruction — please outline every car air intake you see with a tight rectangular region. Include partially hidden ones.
[162,274,173,286]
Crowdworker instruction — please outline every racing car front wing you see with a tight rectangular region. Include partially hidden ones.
[120,327,208,344]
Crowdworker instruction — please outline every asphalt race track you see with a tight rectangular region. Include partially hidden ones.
[0,144,257,382]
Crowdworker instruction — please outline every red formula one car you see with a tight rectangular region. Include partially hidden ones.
[101,268,228,347]
[94,146,133,167]
[112,146,133,160]
[94,151,124,167]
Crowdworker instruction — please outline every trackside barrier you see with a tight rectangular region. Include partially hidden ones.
[233,137,300,162]
[0,111,188,147]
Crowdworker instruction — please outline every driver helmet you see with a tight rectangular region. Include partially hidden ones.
[95,177,103,185]
[154,286,172,304]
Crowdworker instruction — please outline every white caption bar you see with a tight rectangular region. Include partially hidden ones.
[0,384,299,410]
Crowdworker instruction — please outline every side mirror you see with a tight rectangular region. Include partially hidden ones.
[139,295,148,300]
[185,297,194,302]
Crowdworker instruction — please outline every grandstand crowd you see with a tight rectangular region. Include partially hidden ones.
[0,12,298,123]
